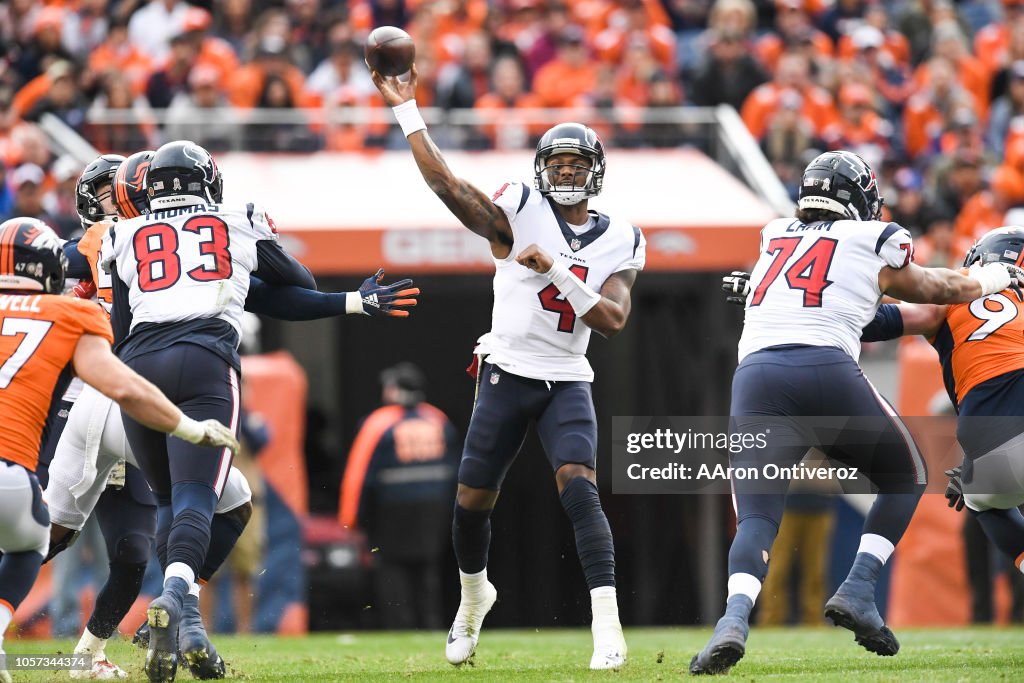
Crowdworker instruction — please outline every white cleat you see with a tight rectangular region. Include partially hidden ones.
[445,581,497,665]
[590,622,627,670]
[70,655,127,680]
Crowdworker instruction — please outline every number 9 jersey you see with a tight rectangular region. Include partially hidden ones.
[108,200,276,341]
[738,217,913,363]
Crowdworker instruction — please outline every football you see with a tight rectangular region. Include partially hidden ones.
[364,26,416,77]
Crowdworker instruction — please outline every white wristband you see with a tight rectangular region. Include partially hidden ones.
[392,100,426,137]
[345,291,365,315]
[544,261,602,316]
[171,414,204,444]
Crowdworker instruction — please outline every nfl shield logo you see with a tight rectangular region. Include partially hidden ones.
[570,238,582,251]
[490,372,500,385]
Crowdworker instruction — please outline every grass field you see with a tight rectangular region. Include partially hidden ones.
[5,626,1024,681]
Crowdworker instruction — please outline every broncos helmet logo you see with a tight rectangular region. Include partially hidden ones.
[127,160,150,190]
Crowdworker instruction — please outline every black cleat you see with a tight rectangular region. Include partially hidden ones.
[178,594,225,680]
[145,590,183,682]
[689,596,751,675]
[825,591,899,656]
[134,619,151,649]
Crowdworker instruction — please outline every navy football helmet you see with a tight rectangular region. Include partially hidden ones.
[534,122,605,206]
[0,218,67,293]
[77,154,126,225]
[963,226,1024,269]
[798,150,883,222]
[146,140,223,207]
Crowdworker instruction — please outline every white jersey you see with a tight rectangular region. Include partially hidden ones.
[475,183,645,382]
[738,217,912,363]
[109,198,276,339]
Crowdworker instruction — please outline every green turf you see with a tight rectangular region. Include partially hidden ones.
[4,626,1024,681]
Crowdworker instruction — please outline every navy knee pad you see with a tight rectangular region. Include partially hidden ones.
[113,532,152,566]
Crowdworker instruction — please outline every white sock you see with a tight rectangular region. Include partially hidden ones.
[590,586,620,626]
[189,582,202,598]
[727,572,762,604]
[75,627,106,657]
[858,534,895,564]
[165,562,196,589]
[459,568,488,595]
[0,602,11,646]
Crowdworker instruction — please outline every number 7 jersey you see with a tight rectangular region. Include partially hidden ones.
[109,200,275,339]
[738,217,912,363]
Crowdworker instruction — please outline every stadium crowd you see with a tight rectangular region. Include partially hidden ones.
[1,0,1024,265]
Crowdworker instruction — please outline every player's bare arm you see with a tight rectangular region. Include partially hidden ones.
[371,65,514,258]
[879,261,1012,304]
[72,334,239,452]
[517,243,636,338]
[891,302,948,337]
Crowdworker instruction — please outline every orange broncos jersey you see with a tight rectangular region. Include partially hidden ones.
[77,220,114,308]
[938,288,1024,403]
[0,294,112,472]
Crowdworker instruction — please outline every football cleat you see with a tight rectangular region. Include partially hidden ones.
[133,619,150,649]
[70,656,128,680]
[589,623,627,670]
[689,596,751,676]
[145,589,183,683]
[825,553,899,657]
[445,581,497,665]
[178,594,225,680]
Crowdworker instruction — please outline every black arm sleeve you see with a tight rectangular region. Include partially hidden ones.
[861,304,904,342]
[63,240,92,280]
[245,275,348,320]
[109,261,133,348]
[253,240,316,289]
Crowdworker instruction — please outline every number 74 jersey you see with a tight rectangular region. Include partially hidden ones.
[738,217,913,363]
[109,201,274,338]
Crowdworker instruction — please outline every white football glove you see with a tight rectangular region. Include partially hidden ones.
[172,416,240,453]
[968,262,1014,296]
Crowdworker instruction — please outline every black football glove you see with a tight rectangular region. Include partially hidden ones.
[722,271,751,306]
[945,466,965,512]
[356,268,420,317]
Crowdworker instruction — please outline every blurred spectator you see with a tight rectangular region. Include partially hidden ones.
[918,21,989,119]
[45,155,83,238]
[888,167,928,235]
[514,2,572,80]
[912,214,957,268]
[637,72,686,147]
[436,31,493,110]
[573,63,643,146]
[690,29,768,110]
[185,7,241,95]
[166,65,241,152]
[0,0,40,47]
[939,106,985,158]
[816,0,867,44]
[128,0,190,62]
[931,148,986,222]
[0,165,13,221]
[285,0,327,74]
[903,56,977,160]
[9,163,59,233]
[230,36,311,110]
[145,30,200,109]
[88,16,153,98]
[897,0,972,68]
[61,0,109,62]
[349,0,408,36]
[760,90,818,198]
[23,61,87,133]
[836,5,911,68]
[533,26,598,107]
[616,35,671,105]
[306,34,375,104]
[954,165,1024,245]
[754,0,833,74]
[974,0,1024,77]
[338,363,458,630]
[740,51,837,140]
[13,6,75,84]
[837,24,913,118]
[212,0,255,57]
[988,13,1024,103]
[822,83,893,166]
[87,72,157,155]
[594,0,676,72]
[473,55,544,149]
[246,73,317,152]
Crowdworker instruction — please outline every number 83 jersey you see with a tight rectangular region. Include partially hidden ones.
[738,217,912,363]
[475,182,645,382]
[109,200,273,339]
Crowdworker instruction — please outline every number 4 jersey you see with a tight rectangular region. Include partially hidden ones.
[475,182,645,382]
[739,217,912,363]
